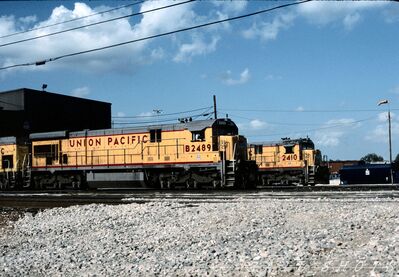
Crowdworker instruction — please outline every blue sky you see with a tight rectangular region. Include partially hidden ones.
[1,0,399,160]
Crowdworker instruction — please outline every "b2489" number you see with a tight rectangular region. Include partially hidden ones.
[184,144,211,152]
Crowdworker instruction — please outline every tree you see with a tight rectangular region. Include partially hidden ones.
[360,153,384,163]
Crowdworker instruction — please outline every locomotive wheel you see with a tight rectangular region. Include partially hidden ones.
[186,179,198,189]
[53,180,62,190]
[72,175,82,190]
[167,180,174,189]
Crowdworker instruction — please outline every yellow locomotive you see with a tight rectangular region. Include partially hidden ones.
[248,137,328,185]
[29,118,257,189]
[0,137,29,189]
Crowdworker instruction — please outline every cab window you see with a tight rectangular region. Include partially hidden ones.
[284,146,294,154]
[150,129,162,143]
[34,144,59,165]
[254,145,263,155]
[192,130,205,142]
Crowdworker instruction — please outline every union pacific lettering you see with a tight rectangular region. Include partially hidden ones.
[69,135,148,148]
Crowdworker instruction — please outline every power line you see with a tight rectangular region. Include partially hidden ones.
[0,0,194,48]
[113,111,212,125]
[244,116,375,138]
[112,106,212,119]
[227,113,336,126]
[221,108,399,113]
[0,1,144,39]
[0,0,311,71]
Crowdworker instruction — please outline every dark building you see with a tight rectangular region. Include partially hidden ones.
[0,88,111,138]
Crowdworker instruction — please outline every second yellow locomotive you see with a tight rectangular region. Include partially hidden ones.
[248,137,328,186]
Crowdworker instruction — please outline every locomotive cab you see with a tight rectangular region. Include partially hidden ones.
[0,137,29,190]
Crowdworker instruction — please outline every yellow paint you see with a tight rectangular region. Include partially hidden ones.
[31,128,239,168]
[248,143,317,170]
[0,144,28,172]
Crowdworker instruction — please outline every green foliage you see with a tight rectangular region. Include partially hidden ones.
[360,153,384,163]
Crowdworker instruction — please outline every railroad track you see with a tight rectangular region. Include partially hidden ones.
[1,185,398,209]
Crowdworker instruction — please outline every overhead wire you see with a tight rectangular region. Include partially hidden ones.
[243,116,376,139]
[220,108,399,113]
[113,111,213,126]
[0,0,194,48]
[0,0,311,71]
[112,106,212,119]
[0,1,145,39]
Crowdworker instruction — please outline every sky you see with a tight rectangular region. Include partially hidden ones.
[0,0,399,160]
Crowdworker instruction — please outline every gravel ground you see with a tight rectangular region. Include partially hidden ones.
[0,199,398,276]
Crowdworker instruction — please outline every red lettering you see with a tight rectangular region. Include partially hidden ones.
[0,148,4,155]
[96,138,101,146]
[185,145,190,152]
[114,138,119,145]
[142,135,148,143]
[69,140,75,147]
[77,140,82,147]
[120,137,125,145]
[88,139,94,146]
[108,137,112,145]
[132,136,136,144]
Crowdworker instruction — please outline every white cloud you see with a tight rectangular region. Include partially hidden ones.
[297,2,387,28]
[173,35,219,63]
[242,13,295,42]
[211,1,247,15]
[249,119,266,130]
[220,68,250,86]
[116,112,126,117]
[0,1,197,73]
[383,6,399,23]
[377,112,388,123]
[343,13,361,30]
[315,118,360,147]
[366,112,399,142]
[138,112,154,117]
[265,74,282,81]
[296,106,304,112]
[19,15,37,25]
[238,118,269,132]
[71,86,90,97]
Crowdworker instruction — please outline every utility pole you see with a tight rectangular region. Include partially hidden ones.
[378,99,394,185]
[213,95,217,119]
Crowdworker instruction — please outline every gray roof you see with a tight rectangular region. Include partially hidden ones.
[30,131,68,140]
[249,137,314,147]
[29,119,234,140]
[0,136,17,145]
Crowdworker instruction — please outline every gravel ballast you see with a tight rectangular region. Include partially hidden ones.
[0,199,398,276]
